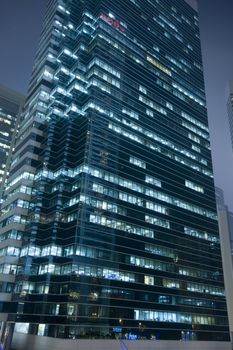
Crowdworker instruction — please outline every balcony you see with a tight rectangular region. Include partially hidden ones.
[50,86,72,103]
[65,104,86,118]
[57,48,78,67]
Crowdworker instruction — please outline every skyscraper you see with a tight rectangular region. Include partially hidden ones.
[0,85,24,196]
[0,0,230,349]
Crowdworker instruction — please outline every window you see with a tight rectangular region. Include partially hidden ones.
[145,214,170,228]
[122,108,139,120]
[163,279,180,289]
[192,144,200,153]
[130,156,146,169]
[166,102,173,110]
[139,85,147,94]
[139,95,167,115]
[184,226,219,243]
[89,214,154,238]
[144,275,154,285]
[145,175,161,187]
[146,56,172,76]
[146,109,153,117]
[145,243,174,258]
[185,180,204,193]
[146,201,168,214]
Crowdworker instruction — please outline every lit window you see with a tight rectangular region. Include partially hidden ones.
[130,156,146,169]
[139,85,147,94]
[145,214,170,229]
[192,144,200,152]
[185,180,204,193]
[122,108,139,119]
[15,323,29,334]
[144,275,154,285]
[146,109,153,117]
[145,175,161,187]
[146,55,172,76]
[166,102,173,110]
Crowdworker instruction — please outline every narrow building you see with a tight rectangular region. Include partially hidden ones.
[0,85,24,195]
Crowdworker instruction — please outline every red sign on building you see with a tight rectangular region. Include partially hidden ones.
[100,13,126,32]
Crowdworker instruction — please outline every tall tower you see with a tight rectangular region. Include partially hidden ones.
[0,0,230,349]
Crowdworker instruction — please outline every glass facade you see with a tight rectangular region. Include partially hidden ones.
[0,0,230,344]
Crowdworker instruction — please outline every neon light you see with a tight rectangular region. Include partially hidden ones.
[100,13,126,32]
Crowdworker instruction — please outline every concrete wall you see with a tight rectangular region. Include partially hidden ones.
[11,333,232,350]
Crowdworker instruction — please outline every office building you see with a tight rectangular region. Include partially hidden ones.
[0,85,24,196]
[0,1,230,349]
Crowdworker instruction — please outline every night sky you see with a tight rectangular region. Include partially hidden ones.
[1,0,233,209]
[197,0,233,211]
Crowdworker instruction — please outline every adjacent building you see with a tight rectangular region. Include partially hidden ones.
[0,1,230,349]
[215,187,233,343]
[227,81,233,152]
[0,85,24,196]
